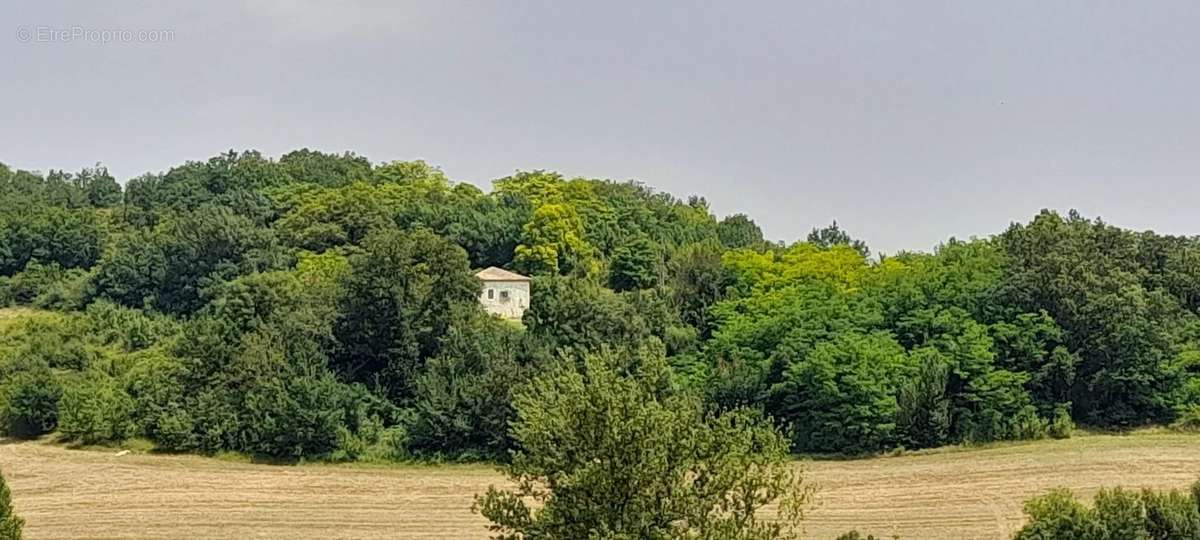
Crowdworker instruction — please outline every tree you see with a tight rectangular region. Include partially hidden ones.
[895,348,952,449]
[770,332,911,453]
[332,228,479,401]
[668,241,732,337]
[717,213,764,249]
[90,230,166,309]
[807,220,870,258]
[0,468,23,540]
[996,210,1198,426]
[523,276,649,353]
[154,206,285,314]
[475,352,810,540]
[73,164,122,207]
[407,314,535,459]
[512,204,595,276]
[608,234,661,291]
[279,148,370,187]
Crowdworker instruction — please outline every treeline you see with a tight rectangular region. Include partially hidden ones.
[1,150,1199,460]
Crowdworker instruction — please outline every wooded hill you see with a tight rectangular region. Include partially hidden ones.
[1,149,1198,459]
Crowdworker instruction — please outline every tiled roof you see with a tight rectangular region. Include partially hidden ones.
[474,266,531,281]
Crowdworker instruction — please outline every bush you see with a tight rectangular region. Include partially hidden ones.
[0,365,61,438]
[239,373,351,458]
[1013,488,1101,540]
[122,352,194,449]
[1014,481,1200,540]
[1009,406,1049,441]
[1172,405,1200,432]
[1049,406,1075,439]
[0,468,23,540]
[1141,488,1200,539]
[57,373,137,444]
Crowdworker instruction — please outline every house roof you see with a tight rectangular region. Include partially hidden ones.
[474,266,531,282]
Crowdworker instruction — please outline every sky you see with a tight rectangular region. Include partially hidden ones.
[2,0,1198,254]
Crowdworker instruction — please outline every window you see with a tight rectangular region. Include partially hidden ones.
[487,289,494,299]
[500,290,510,300]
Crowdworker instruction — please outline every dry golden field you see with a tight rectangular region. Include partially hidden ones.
[2,432,1198,540]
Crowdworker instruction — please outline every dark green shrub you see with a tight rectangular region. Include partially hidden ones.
[57,373,137,444]
[0,468,23,540]
[0,366,61,437]
[406,315,530,459]
[1141,488,1200,539]
[240,373,350,458]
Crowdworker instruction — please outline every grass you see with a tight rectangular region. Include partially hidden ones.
[2,431,1198,539]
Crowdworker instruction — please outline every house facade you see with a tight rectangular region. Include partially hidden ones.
[475,266,531,320]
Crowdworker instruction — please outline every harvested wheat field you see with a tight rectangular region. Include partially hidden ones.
[2,432,1198,540]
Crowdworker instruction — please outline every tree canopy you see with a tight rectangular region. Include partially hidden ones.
[0,149,1198,469]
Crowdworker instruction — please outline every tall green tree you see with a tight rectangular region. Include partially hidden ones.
[807,220,870,258]
[332,228,479,401]
[475,352,810,540]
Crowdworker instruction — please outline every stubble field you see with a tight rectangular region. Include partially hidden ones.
[2,431,1198,539]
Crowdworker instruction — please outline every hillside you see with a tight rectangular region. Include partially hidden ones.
[3,432,1198,540]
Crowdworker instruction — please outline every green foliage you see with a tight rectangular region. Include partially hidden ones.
[4,148,1200,465]
[475,352,810,540]
[523,276,649,353]
[717,213,764,249]
[406,315,533,459]
[607,234,662,291]
[58,372,137,444]
[513,203,596,276]
[895,349,951,449]
[771,332,910,453]
[807,220,870,258]
[0,468,23,540]
[332,228,479,401]
[1015,482,1200,540]
[1049,405,1075,439]
[0,205,103,276]
[0,363,62,438]
[278,148,370,187]
[997,210,1198,426]
[240,371,353,458]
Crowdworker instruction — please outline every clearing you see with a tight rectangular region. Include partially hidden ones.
[2,432,1198,539]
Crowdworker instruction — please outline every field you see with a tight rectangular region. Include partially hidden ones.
[2,432,1198,540]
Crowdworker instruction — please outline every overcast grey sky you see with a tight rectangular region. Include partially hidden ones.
[3,1,1198,253]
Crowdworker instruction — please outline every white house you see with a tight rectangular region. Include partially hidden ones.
[475,266,531,320]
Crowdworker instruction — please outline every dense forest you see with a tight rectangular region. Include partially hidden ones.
[1,148,1199,461]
